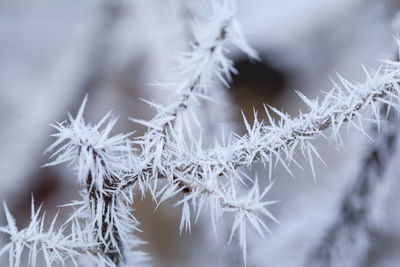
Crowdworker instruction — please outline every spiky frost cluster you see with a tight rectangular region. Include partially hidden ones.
[1,200,96,267]
[2,0,400,266]
[0,96,146,266]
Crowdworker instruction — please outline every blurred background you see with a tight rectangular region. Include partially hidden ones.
[1,0,400,266]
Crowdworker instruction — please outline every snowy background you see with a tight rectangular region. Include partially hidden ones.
[1,0,400,266]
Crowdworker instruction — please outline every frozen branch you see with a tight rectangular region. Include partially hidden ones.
[124,45,400,263]
[41,97,145,266]
[0,200,100,267]
[126,56,400,191]
[3,0,400,266]
[129,0,259,195]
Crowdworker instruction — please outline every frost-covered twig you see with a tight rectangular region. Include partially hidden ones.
[121,4,400,263]
[0,200,102,267]
[2,0,400,266]
[40,97,146,266]
[305,103,399,267]
[126,56,400,193]
[124,45,400,264]
[121,44,400,265]
[173,62,400,178]
[129,0,259,195]
[126,42,400,180]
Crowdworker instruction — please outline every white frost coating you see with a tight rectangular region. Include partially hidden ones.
[2,0,400,266]
[0,199,99,267]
